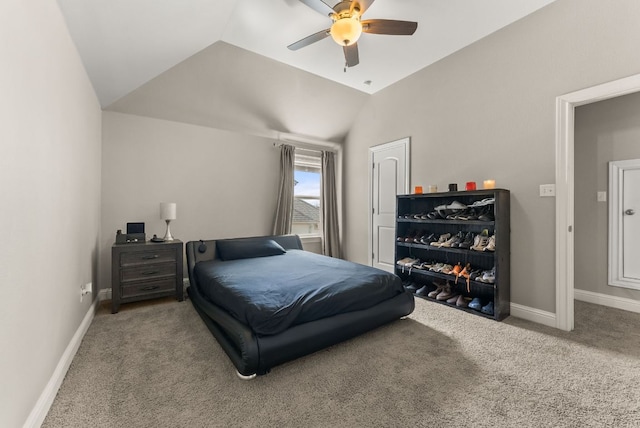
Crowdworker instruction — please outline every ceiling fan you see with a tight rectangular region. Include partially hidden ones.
[288,0,418,70]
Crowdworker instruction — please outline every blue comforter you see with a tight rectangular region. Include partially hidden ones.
[194,249,404,336]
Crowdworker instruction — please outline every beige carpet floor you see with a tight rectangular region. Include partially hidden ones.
[42,297,640,427]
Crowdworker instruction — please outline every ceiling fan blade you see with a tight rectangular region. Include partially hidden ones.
[288,29,331,51]
[361,19,418,35]
[299,0,335,17]
[352,0,375,15]
[343,43,359,67]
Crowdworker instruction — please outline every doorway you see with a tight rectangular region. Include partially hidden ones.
[556,73,640,331]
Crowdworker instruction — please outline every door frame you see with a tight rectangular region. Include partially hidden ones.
[368,137,411,267]
[555,73,640,331]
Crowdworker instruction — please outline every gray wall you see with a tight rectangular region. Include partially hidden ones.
[575,91,640,301]
[343,0,640,313]
[101,111,282,289]
[0,1,102,426]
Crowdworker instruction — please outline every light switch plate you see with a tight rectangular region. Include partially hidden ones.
[539,184,556,197]
[597,191,607,202]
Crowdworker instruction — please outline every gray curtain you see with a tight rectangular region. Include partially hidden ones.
[321,151,341,258]
[273,144,295,235]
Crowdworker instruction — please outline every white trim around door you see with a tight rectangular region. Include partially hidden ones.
[368,137,410,268]
[555,73,640,331]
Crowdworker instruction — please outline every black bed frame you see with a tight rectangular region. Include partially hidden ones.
[186,235,415,377]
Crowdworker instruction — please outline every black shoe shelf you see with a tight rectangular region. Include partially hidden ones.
[395,189,510,321]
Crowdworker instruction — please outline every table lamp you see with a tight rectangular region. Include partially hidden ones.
[160,202,176,241]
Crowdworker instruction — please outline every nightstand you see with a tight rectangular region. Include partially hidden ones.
[111,240,184,314]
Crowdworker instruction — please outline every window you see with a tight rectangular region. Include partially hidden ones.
[293,151,321,236]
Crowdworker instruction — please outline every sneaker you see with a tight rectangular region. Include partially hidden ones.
[483,235,496,252]
[479,267,496,284]
[430,233,451,247]
[441,231,464,248]
[458,232,475,249]
[471,229,490,251]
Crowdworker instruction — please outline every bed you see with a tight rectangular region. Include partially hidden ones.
[186,234,414,378]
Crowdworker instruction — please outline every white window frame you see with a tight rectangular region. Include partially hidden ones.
[294,151,322,238]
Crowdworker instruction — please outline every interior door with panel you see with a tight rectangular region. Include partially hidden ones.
[369,138,410,272]
[609,159,640,289]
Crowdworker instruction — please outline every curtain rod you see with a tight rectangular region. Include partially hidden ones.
[276,132,341,152]
[273,140,339,153]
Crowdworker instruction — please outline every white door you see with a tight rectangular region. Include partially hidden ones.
[622,168,640,279]
[609,159,640,289]
[369,138,410,272]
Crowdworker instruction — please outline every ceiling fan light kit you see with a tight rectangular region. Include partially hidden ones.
[330,16,362,46]
[289,0,417,69]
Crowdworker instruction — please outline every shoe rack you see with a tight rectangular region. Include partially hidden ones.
[395,189,510,321]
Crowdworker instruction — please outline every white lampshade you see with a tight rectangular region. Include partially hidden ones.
[160,202,176,220]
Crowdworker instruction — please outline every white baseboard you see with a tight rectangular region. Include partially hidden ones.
[510,302,557,328]
[23,300,97,428]
[98,288,111,301]
[575,288,640,314]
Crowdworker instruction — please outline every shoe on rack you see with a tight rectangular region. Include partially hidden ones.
[405,282,420,292]
[427,285,443,298]
[436,282,455,301]
[456,208,479,221]
[481,301,495,315]
[470,229,490,251]
[419,233,437,245]
[456,263,472,284]
[449,231,467,247]
[456,295,473,308]
[477,206,495,222]
[440,233,462,248]
[449,262,463,276]
[483,235,496,252]
[469,198,495,208]
[479,267,496,284]
[446,294,460,304]
[415,285,430,296]
[468,297,483,311]
[439,264,454,274]
[430,233,451,247]
[457,232,475,249]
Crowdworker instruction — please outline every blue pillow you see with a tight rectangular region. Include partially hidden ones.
[216,238,286,261]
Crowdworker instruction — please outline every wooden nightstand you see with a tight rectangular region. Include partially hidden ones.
[111,240,184,314]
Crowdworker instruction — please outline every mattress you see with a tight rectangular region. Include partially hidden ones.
[194,249,404,336]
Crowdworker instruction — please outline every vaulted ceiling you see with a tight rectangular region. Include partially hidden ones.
[57,0,556,141]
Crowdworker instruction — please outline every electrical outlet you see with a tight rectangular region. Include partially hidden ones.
[80,282,92,302]
[539,184,556,197]
[597,191,607,202]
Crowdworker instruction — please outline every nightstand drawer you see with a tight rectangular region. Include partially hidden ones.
[121,263,176,282]
[120,249,176,266]
[120,278,176,299]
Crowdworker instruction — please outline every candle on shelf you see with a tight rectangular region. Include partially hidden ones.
[414,186,423,194]
[483,179,496,189]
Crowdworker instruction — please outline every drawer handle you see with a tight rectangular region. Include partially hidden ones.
[142,255,159,260]
[141,285,160,291]
[142,271,159,276]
